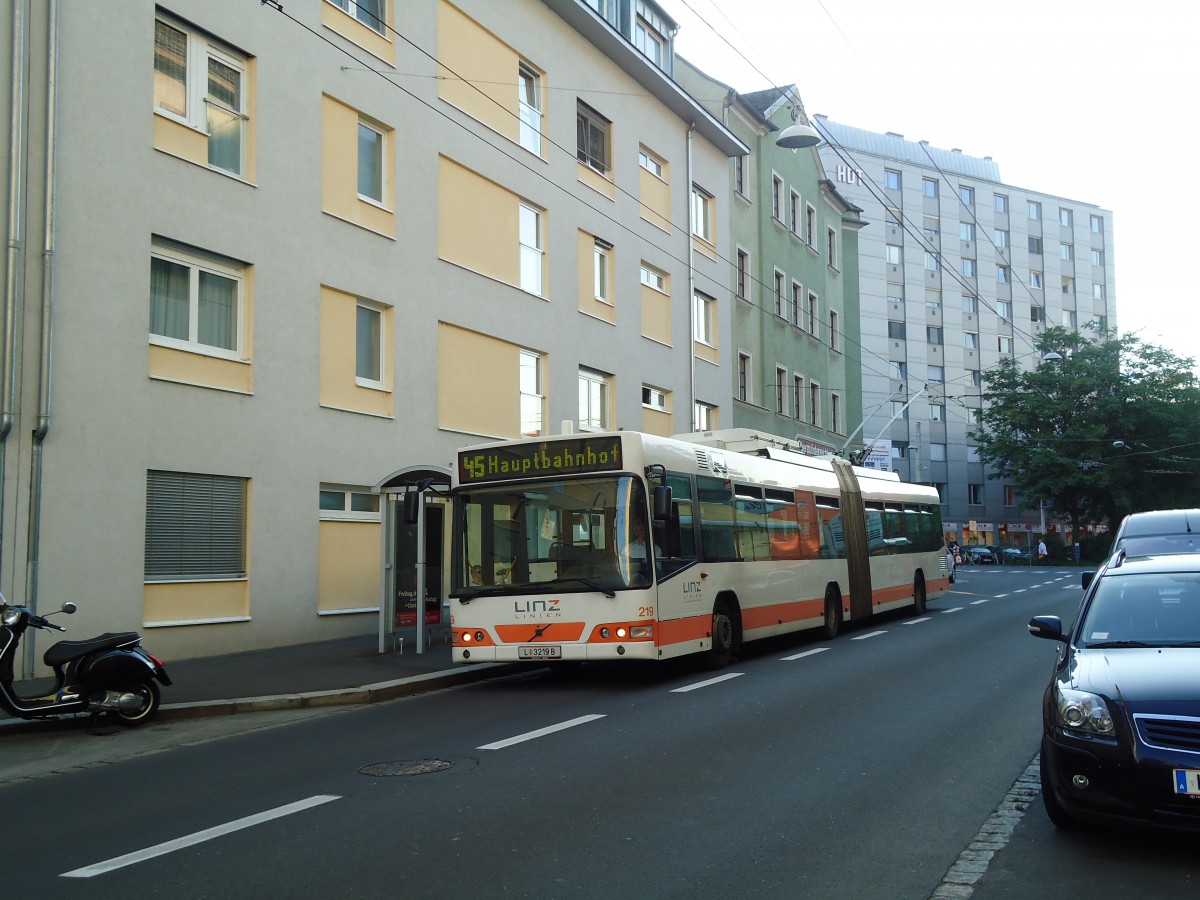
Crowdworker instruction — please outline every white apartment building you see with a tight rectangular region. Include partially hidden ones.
[815,116,1115,545]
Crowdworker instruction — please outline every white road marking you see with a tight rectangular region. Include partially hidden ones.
[971,598,991,605]
[851,630,887,640]
[995,594,1010,598]
[60,795,341,878]
[780,647,831,661]
[902,617,932,625]
[477,714,606,750]
[670,672,746,693]
[941,607,964,614]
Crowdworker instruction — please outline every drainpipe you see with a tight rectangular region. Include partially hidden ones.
[23,0,57,678]
[3,0,28,598]
[686,122,695,430]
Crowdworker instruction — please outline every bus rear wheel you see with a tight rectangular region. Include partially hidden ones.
[912,573,927,615]
[822,589,842,640]
[707,600,738,669]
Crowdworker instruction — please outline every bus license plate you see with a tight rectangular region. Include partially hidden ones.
[519,645,561,660]
[1174,769,1200,795]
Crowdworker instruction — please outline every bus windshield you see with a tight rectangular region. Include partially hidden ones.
[454,475,652,598]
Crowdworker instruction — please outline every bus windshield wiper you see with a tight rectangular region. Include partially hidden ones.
[457,585,520,603]
[544,576,616,598]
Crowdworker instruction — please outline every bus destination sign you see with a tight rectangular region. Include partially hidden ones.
[459,436,624,484]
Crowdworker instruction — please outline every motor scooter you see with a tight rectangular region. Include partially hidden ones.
[0,593,172,727]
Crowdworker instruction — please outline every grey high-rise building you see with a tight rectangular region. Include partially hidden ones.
[815,117,1116,548]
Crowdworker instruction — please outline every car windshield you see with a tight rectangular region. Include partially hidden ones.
[1080,572,1200,648]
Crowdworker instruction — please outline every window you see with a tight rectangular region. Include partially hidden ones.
[518,63,542,154]
[998,336,1013,353]
[593,238,611,302]
[356,120,385,203]
[1030,306,1044,323]
[926,326,943,345]
[994,229,1009,248]
[1028,200,1041,220]
[691,185,714,243]
[319,484,381,520]
[1030,271,1043,288]
[809,382,821,427]
[962,294,978,314]
[1062,276,1074,295]
[996,300,1011,320]
[1060,243,1073,261]
[1028,236,1043,254]
[791,282,803,327]
[1063,310,1077,328]
[969,370,982,387]
[793,375,804,421]
[773,269,785,317]
[885,169,901,189]
[924,252,939,271]
[328,0,385,33]
[1003,485,1016,506]
[807,292,819,339]
[640,263,665,292]
[576,101,610,174]
[960,222,976,241]
[638,147,663,179]
[889,361,907,380]
[886,244,903,266]
[1090,214,1104,234]
[1059,208,1072,227]
[961,259,977,277]
[737,353,752,402]
[922,215,939,239]
[887,321,906,340]
[925,289,942,309]
[959,185,974,205]
[805,203,817,245]
[733,155,746,196]
[1091,248,1104,266]
[519,203,543,295]
[693,401,716,432]
[150,242,243,356]
[633,10,669,69]
[789,190,801,234]
[927,365,944,383]
[891,442,907,460]
[967,446,982,463]
[923,177,938,198]
[996,265,1009,283]
[827,227,838,268]
[693,291,715,344]
[891,401,909,420]
[929,403,945,422]
[772,174,784,221]
[775,367,787,414]
[736,249,750,301]
[1093,283,1106,300]
[145,470,246,580]
[930,443,946,462]
[994,194,1009,213]
[642,385,668,411]
[519,349,543,437]
[965,331,979,350]
[578,367,610,430]
[355,302,383,385]
[155,15,250,178]
[829,310,839,352]
[968,483,984,505]
[831,394,841,435]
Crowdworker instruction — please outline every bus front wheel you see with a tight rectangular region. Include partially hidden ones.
[707,600,738,668]
[822,589,842,640]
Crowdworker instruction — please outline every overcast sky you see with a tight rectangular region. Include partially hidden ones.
[663,0,1196,370]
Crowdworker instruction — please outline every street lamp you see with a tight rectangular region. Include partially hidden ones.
[776,106,821,149]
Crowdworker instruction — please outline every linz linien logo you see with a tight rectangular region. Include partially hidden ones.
[513,598,563,619]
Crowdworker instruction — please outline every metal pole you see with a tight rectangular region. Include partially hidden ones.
[415,492,426,654]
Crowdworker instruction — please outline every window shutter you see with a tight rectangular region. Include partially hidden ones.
[146,470,246,580]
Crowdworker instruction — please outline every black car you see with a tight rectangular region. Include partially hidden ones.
[1030,550,1200,831]
[967,546,995,565]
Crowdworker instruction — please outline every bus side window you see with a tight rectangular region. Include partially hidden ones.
[766,487,802,560]
[697,475,738,562]
[794,491,820,560]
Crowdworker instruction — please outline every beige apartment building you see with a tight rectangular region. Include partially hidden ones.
[0,0,744,669]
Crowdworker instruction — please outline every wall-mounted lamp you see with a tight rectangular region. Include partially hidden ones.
[776,107,821,149]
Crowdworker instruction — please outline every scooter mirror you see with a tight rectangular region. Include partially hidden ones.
[61,602,77,615]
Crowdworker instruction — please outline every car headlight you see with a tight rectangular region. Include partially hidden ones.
[1055,687,1115,736]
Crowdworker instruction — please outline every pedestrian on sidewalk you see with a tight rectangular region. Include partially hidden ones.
[1037,539,1048,564]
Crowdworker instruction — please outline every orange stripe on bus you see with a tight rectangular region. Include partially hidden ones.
[741,597,825,630]
[656,614,711,646]
[494,623,586,643]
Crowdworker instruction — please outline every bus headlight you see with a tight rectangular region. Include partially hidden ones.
[629,625,653,640]
[600,627,611,639]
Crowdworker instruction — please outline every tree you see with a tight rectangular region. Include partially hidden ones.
[970,327,1200,541]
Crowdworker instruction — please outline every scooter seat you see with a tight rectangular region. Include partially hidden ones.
[43,632,141,667]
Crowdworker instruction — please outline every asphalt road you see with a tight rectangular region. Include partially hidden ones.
[6,567,1199,898]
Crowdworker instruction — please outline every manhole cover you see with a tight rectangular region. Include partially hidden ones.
[359,759,454,777]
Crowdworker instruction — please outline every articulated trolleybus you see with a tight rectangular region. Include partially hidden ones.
[450,429,949,668]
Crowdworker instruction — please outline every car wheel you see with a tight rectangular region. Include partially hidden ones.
[1040,740,1082,830]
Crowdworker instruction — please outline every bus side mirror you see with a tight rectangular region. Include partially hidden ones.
[653,485,673,521]
[403,490,421,525]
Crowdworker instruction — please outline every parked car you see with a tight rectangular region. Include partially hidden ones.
[1001,547,1029,562]
[1029,550,1200,830]
[966,546,995,565]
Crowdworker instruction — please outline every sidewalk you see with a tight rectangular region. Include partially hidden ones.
[1,632,518,735]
